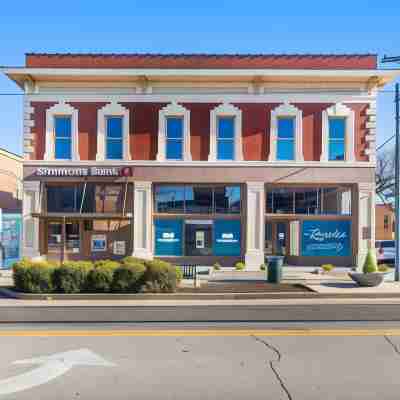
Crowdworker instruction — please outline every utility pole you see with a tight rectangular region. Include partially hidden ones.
[382,56,400,281]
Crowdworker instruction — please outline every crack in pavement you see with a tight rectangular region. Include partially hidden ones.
[252,335,293,400]
[384,335,400,356]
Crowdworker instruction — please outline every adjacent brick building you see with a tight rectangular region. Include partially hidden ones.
[3,53,399,268]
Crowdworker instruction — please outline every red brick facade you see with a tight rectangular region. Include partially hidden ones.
[30,101,371,162]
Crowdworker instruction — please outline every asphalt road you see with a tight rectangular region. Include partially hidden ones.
[2,322,400,399]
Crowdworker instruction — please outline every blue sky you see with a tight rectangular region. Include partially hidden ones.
[0,0,399,156]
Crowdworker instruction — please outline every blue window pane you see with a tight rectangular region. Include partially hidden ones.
[329,118,346,140]
[277,140,294,161]
[55,117,71,139]
[107,117,123,139]
[106,140,123,159]
[278,118,294,139]
[329,142,345,161]
[167,117,183,139]
[217,117,234,139]
[217,140,234,160]
[214,219,241,256]
[55,139,71,159]
[166,139,183,160]
[155,219,183,256]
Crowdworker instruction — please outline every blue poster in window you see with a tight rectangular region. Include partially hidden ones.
[0,213,22,268]
[301,220,351,257]
[214,219,241,256]
[154,219,183,256]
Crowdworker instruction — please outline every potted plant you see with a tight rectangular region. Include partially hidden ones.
[349,248,384,287]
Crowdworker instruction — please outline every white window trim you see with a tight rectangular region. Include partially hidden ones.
[97,102,131,161]
[157,102,191,161]
[321,103,355,162]
[209,103,243,161]
[44,101,79,161]
[268,102,303,162]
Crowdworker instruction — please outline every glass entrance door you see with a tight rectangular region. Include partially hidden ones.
[185,221,212,256]
[265,221,288,256]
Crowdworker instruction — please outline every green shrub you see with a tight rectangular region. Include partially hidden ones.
[144,259,178,293]
[13,259,55,293]
[260,263,267,271]
[87,260,120,292]
[213,262,222,271]
[362,249,378,274]
[111,262,146,293]
[53,261,93,293]
[321,264,334,273]
[378,264,390,272]
[175,266,183,283]
[234,262,245,271]
[121,256,145,266]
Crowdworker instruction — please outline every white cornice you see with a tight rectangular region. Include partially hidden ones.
[23,160,375,168]
[3,67,398,80]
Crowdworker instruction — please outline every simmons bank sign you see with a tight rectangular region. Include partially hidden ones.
[34,166,133,177]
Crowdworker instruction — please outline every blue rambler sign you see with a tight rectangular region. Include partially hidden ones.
[301,220,351,257]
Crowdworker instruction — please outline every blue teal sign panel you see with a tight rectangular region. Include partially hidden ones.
[154,219,183,256]
[214,219,241,256]
[0,213,22,268]
[301,220,351,257]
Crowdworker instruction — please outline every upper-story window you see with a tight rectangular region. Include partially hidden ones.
[44,101,79,161]
[217,117,235,160]
[96,102,131,161]
[209,103,243,161]
[269,103,303,162]
[277,117,295,161]
[328,118,346,161]
[106,116,123,160]
[54,116,72,160]
[166,117,184,160]
[157,102,191,161]
[321,103,355,162]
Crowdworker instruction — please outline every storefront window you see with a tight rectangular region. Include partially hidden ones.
[47,221,80,251]
[154,185,241,215]
[185,186,213,214]
[155,186,185,213]
[95,185,124,213]
[266,186,351,215]
[47,186,83,213]
[48,222,62,248]
[214,186,241,214]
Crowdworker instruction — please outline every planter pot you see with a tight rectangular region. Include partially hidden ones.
[348,272,384,287]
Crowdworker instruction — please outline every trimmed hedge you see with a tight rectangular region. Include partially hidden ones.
[53,261,93,293]
[111,262,146,293]
[13,259,56,294]
[363,249,378,274]
[13,257,179,294]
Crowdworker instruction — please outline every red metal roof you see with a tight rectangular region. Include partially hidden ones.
[25,53,377,70]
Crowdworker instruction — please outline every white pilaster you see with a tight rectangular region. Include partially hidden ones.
[245,182,265,270]
[22,181,43,260]
[133,181,154,260]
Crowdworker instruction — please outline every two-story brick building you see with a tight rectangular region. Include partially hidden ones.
[3,53,399,269]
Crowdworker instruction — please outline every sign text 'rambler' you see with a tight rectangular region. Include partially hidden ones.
[35,167,132,177]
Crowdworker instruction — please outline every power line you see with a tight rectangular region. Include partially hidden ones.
[377,135,396,151]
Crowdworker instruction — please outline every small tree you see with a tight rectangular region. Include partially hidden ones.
[362,248,378,274]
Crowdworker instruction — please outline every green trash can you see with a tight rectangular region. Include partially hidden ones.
[266,256,284,283]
